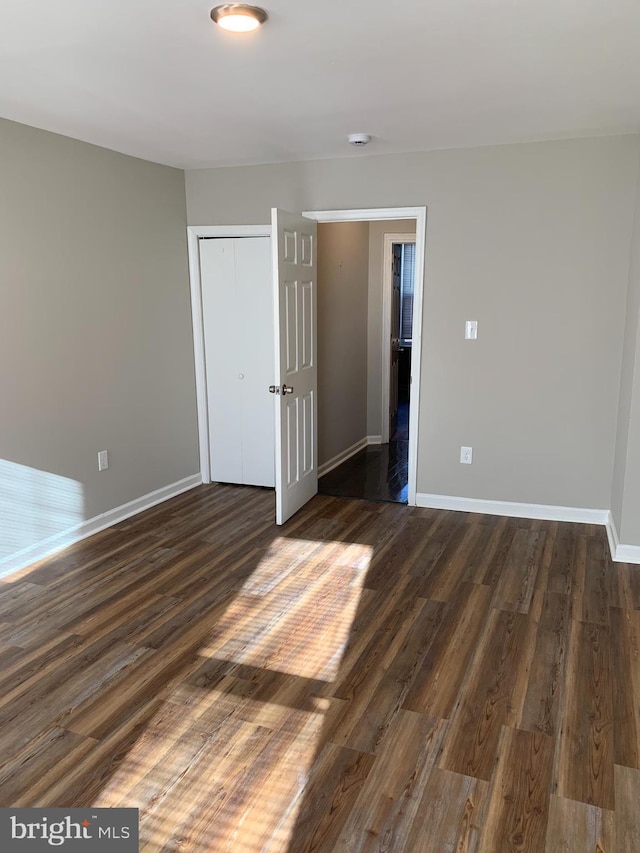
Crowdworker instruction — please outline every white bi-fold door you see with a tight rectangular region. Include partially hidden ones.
[200,236,275,488]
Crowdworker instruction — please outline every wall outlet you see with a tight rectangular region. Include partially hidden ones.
[98,450,109,471]
[460,446,473,464]
[465,320,478,340]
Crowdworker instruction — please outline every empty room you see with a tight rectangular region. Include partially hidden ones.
[1,2,640,851]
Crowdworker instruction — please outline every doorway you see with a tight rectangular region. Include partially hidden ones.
[316,226,416,504]
[186,206,426,519]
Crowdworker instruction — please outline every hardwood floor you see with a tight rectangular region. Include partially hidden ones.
[319,402,410,503]
[0,484,639,851]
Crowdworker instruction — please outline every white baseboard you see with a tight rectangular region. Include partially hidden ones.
[416,492,640,564]
[606,512,640,564]
[318,438,369,478]
[0,473,202,579]
[415,492,609,525]
[367,435,383,445]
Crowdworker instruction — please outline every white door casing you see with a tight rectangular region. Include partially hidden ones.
[304,210,425,506]
[271,209,318,524]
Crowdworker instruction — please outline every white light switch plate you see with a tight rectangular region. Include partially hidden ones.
[465,320,478,340]
[98,450,109,471]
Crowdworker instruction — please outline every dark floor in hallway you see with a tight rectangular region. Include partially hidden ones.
[319,401,409,504]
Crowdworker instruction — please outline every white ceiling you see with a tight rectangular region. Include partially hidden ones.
[1,0,639,170]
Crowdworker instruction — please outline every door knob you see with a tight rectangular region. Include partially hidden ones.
[268,385,280,394]
[282,384,294,395]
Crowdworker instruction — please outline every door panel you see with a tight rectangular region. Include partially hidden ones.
[200,236,275,488]
[272,209,318,524]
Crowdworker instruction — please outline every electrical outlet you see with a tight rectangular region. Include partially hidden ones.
[98,450,109,471]
[460,446,473,464]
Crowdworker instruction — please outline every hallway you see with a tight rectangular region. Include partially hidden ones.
[319,402,409,504]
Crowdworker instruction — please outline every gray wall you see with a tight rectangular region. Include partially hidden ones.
[367,220,416,437]
[612,161,640,545]
[0,118,199,562]
[317,221,369,466]
[186,135,639,510]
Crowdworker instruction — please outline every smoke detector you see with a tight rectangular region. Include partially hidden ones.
[348,133,371,147]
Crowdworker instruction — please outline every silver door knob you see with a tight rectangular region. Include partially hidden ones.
[268,385,280,394]
[282,384,294,395]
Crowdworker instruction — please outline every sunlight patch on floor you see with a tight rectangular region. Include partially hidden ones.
[198,537,373,682]
[94,686,333,851]
[93,535,371,851]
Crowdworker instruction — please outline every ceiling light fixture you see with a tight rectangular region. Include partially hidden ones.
[210,4,268,32]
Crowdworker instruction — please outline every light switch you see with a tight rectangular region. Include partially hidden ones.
[465,320,478,340]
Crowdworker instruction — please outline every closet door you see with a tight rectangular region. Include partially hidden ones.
[200,237,275,487]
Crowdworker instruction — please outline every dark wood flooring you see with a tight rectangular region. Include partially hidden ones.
[0,484,639,851]
[319,402,409,504]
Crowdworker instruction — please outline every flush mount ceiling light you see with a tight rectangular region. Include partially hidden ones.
[210,4,268,32]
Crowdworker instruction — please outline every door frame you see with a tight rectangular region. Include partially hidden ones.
[186,224,271,483]
[381,232,417,444]
[302,207,427,506]
[187,207,427,506]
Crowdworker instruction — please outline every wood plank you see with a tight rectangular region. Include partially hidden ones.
[0,727,96,806]
[610,562,640,610]
[555,619,614,809]
[544,795,615,852]
[285,743,376,852]
[439,608,536,780]
[610,607,640,769]
[402,582,493,718]
[335,711,446,852]
[402,767,488,853]
[328,599,446,754]
[322,588,430,753]
[417,522,495,602]
[477,726,554,853]
[575,535,611,626]
[520,591,571,736]
[546,524,578,596]
[491,528,546,614]
[479,517,518,587]
[614,763,640,853]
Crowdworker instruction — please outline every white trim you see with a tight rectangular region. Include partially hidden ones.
[615,544,640,564]
[186,225,272,483]
[0,474,202,579]
[381,232,416,444]
[302,206,427,507]
[606,512,640,564]
[606,511,620,560]
[415,492,609,525]
[318,437,369,478]
[188,225,271,238]
[367,434,383,445]
[303,207,423,223]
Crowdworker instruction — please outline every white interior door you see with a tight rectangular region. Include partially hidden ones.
[271,209,318,524]
[200,236,275,487]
